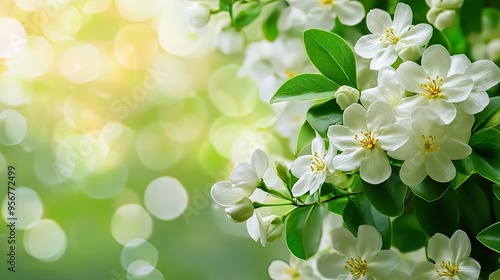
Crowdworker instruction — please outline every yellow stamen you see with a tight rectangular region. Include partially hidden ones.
[310,152,326,174]
[285,267,300,279]
[420,76,444,99]
[354,131,378,149]
[320,0,333,6]
[436,261,459,277]
[422,135,440,154]
[344,258,368,276]
[379,27,399,44]
[285,69,296,79]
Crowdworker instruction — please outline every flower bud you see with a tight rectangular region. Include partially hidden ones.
[263,215,283,242]
[396,41,421,61]
[275,161,291,185]
[335,85,360,110]
[225,198,254,223]
[427,8,456,31]
[184,2,211,33]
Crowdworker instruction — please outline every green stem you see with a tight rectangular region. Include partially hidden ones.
[296,191,363,207]
[253,202,293,208]
[260,181,292,201]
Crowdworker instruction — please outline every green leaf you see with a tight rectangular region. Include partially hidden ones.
[295,122,316,156]
[457,177,492,234]
[327,196,349,215]
[362,167,407,217]
[392,213,427,253]
[303,29,357,88]
[409,176,450,202]
[473,96,500,132]
[306,99,343,138]
[477,222,500,253]
[234,2,261,29]
[469,128,500,183]
[452,156,475,189]
[271,74,339,104]
[285,205,326,260]
[413,189,460,237]
[343,195,391,249]
[262,4,282,41]
[219,0,232,12]
[493,184,500,201]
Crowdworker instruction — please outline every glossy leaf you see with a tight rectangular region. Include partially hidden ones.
[362,168,407,217]
[271,74,339,104]
[234,2,262,29]
[477,222,500,253]
[343,195,391,249]
[285,205,326,260]
[303,29,357,88]
[457,177,492,234]
[469,128,500,184]
[414,189,460,237]
[409,176,450,202]
[392,213,427,253]
[306,99,343,138]
[452,156,475,189]
[473,96,499,132]
[295,121,315,156]
[262,5,282,41]
[219,0,232,12]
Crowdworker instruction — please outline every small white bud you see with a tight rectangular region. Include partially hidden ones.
[427,8,456,31]
[263,215,283,242]
[184,2,211,33]
[225,198,254,223]
[396,40,421,61]
[335,85,360,110]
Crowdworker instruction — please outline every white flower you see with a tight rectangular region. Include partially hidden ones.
[229,148,268,188]
[290,133,336,197]
[448,54,500,115]
[395,44,473,124]
[216,23,245,55]
[355,3,433,70]
[184,2,212,33]
[327,102,408,184]
[274,101,314,151]
[425,0,464,31]
[278,0,365,32]
[269,256,323,280]
[246,210,283,246]
[411,230,480,280]
[239,37,314,102]
[360,66,406,118]
[335,85,360,110]
[388,108,472,186]
[317,225,400,279]
[224,198,254,222]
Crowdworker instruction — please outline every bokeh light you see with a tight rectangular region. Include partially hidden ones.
[6,35,53,78]
[111,204,153,245]
[1,187,43,229]
[23,219,67,262]
[144,177,188,221]
[114,23,158,70]
[0,17,25,58]
[121,239,158,276]
[0,109,27,146]
[60,43,101,83]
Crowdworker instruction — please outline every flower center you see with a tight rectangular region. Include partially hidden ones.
[436,261,459,277]
[344,257,367,277]
[285,267,300,279]
[422,135,440,154]
[285,69,296,79]
[355,131,378,149]
[380,27,399,44]
[320,0,333,6]
[420,76,443,99]
[310,152,326,174]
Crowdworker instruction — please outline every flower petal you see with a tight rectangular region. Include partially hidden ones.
[456,258,481,280]
[328,125,356,151]
[366,8,392,34]
[441,74,473,103]
[309,172,326,194]
[467,60,500,92]
[440,138,471,160]
[291,155,312,178]
[355,34,386,59]
[230,163,259,185]
[448,54,470,76]
[312,133,326,156]
[332,0,365,26]
[401,23,433,46]
[411,261,440,280]
[246,212,260,241]
[459,91,490,115]
[396,62,428,93]
[268,260,290,280]
[393,3,412,35]
[400,152,427,186]
[370,45,398,70]
[359,147,391,184]
[333,148,364,172]
[356,225,383,260]
[291,173,311,197]
[425,151,455,183]
[211,181,254,206]
[343,103,367,131]
[394,94,428,119]
[427,232,452,263]
[427,98,456,124]
[450,230,471,263]
[317,252,349,279]
[377,124,409,151]
[367,250,400,279]
[330,227,358,258]
[366,101,396,130]
[422,45,451,78]
[251,149,268,178]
